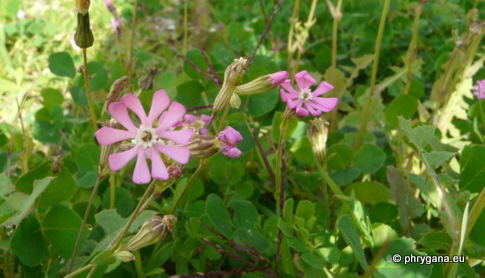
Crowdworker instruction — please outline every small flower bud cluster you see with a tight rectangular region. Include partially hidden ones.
[176,114,211,135]
[218,126,243,158]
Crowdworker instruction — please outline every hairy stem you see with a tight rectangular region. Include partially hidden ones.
[65,264,93,278]
[171,163,206,214]
[354,0,391,151]
[109,179,157,251]
[83,49,98,130]
[67,175,103,274]
[403,1,424,95]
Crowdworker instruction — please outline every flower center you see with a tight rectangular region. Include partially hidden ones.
[299,89,313,101]
[135,125,158,148]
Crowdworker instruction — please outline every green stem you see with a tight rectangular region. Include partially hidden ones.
[83,49,98,130]
[316,163,345,197]
[170,163,205,214]
[109,179,157,251]
[354,0,390,151]
[183,0,188,55]
[65,264,93,278]
[275,115,288,202]
[133,251,144,277]
[109,174,116,209]
[403,1,424,95]
[127,0,139,78]
[287,0,300,76]
[86,265,97,278]
[67,175,103,274]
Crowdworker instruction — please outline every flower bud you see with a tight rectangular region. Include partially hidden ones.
[213,57,247,113]
[114,250,135,263]
[307,118,329,166]
[186,135,219,159]
[138,67,160,90]
[125,215,177,251]
[76,0,91,15]
[74,12,94,48]
[103,76,129,113]
[235,71,288,96]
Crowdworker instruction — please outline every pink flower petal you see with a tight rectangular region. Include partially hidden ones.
[158,129,194,145]
[133,148,151,184]
[108,146,140,171]
[295,106,309,117]
[154,144,190,164]
[310,97,339,112]
[287,98,302,110]
[121,94,149,125]
[157,102,186,131]
[95,127,135,145]
[295,71,315,91]
[221,145,242,158]
[305,102,322,116]
[108,102,138,132]
[148,148,169,180]
[147,90,170,125]
[280,80,300,98]
[312,81,334,97]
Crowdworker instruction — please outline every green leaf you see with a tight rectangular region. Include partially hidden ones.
[422,151,455,168]
[69,86,88,106]
[385,94,418,127]
[315,247,341,264]
[459,145,485,193]
[74,143,100,172]
[409,79,424,99]
[48,52,76,78]
[38,167,77,208]
[102,186,134,218]
[10,215,48,266]
[337,215,368,270]
[326,144,354,170]
[41,88,64,111]
[387,166,425,231]
[398,117,436,149]
[347,182,389,205]
[228,200,259,229]
[296,200,314,223]
[206,194,233,235]
[183,49,208,80]
[232,124,255,153]
[248,89,278,117]
[42,205,88,258]
[2,177,54,226]
[176,81,204,108]
[301,251,324,269]
[376,238,433,277]
[289,137,315,164]
[0,173,13,197]
[353,144,386,174]
[84,62,109,91]
[417,231,452,250]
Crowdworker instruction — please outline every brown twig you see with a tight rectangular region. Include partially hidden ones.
[169,47,220,85]
[199,48,222,87]
[201,238,257,268]
[247,0,284,68]
[275,141,286,268]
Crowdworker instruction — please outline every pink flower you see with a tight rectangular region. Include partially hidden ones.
[175,114,211,135]
[270,71,289,87]
[218,126,243,158]
[473,79,485,99]
[280,70,338,117]
[95,90,193,184]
